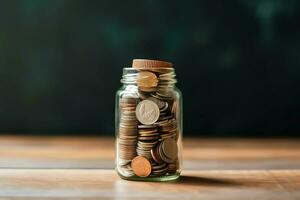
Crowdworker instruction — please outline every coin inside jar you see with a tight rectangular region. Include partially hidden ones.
[136,100,160,125]
[161,138,178,163]
[137,71,158,88]
[131,156,152,177]
[147,97,166,109]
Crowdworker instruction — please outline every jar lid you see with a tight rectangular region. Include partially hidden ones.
[132,59,173,70]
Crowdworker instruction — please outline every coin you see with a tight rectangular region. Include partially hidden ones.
[118,95,138,161]
[139,86,157,92]
[131,156,152,177]
[150,145,164,164]
[137,71,158,88]
[161,138,178,163]
[147,67,174,74]
[168,161,179,174]
[137,127,159,159]
[150,93,172,101]
[159,114,174,122]
[138,124,158,129]
[156,90,174,99]
[152,162,167,170]
[118,158,131,166]
[151,166,168,176]
[159,118,177,132]
[136,100,160,125]
[132,59,173,70]
[118,164,135,177]
[138,127,158,134]
[147,97,166,109]
[138,90,151,100]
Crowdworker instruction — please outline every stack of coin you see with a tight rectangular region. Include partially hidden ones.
[137,124,159,159]
[156,71,177,99]
[158,118,178,140]
[167,160,179,174]
[118,94,139,172]
[151,162,168,176]
[118,59,180,178]
[117,162,135,177]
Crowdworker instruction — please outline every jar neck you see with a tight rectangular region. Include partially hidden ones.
[120,67,177,88]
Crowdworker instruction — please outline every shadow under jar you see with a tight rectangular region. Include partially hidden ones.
[115,59,183,181]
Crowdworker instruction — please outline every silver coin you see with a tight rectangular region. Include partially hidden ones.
[136,100,160,125]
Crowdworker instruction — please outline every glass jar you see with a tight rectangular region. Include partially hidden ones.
[115,59,183,181]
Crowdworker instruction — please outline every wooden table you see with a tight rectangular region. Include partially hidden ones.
[0,136,299,199]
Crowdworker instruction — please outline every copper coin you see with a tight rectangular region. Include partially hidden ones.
[132,59,173,70]
[131,156,152,177]
[138,86,157,92]
[151,146,164,164]
[161,138,178,162]
[137,71,158,88]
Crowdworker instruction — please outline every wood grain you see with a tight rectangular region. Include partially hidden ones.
[0,169,299,199]
[0,136,299,169]
[0,135,299,199]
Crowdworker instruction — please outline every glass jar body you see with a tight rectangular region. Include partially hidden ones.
[115,68,183,181]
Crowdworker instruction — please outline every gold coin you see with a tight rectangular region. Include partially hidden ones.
[131,156,152,177]
[136,100,160,125]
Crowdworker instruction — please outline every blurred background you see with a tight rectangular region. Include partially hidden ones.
[0,0,299,136]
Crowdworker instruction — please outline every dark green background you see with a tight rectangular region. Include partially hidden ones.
[0,0,299,136]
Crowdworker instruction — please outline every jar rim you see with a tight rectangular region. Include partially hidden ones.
[120,67,177,85]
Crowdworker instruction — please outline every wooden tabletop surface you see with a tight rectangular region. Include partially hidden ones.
[0,135,299,199]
